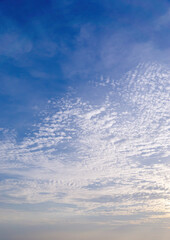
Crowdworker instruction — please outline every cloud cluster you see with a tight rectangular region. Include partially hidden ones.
[0,62,169,226]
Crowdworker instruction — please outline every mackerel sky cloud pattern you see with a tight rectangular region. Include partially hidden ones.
[0,1,170,240]
[1,63,170,223]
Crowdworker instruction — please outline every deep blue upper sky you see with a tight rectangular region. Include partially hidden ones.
[0,0,170,135]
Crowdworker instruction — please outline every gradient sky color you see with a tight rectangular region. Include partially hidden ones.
[0,1,170,240]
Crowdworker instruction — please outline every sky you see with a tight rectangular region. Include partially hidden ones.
[0,0,170,240]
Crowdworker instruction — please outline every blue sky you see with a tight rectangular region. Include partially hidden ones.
[0,1,170,240]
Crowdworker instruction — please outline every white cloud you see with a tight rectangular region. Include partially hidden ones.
[0,62,169,226]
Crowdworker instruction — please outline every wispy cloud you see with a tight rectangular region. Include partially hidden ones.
[0,62,169,226]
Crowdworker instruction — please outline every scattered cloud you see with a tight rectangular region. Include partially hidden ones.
[0,62,169,226]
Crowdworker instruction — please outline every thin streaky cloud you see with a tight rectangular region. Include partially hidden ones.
[0,62,169,228]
